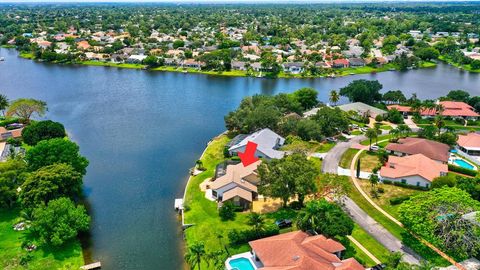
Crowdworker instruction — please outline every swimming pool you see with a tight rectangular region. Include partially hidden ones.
[228,257,256,270]
[454,159,475,170]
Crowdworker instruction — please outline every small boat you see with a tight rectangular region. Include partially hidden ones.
[0,57,4,61]
[182,70,188,73]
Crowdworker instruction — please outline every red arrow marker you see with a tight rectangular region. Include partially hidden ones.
[238,141,259,167]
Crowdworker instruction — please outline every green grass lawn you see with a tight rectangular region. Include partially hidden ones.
[360,134,393,146]
[19,52,34,59]
[380,125,392,130]
[358,151,380,172]
[439,55,480,73]
[347,180,449,266]
[0,208,84,270]
[340,149,360,169]
[81,61,145,69]
[351,224,391,264]
[183,135,253,269]
[280,139,335,154]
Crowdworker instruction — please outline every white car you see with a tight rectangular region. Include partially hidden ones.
[370,145,380,151]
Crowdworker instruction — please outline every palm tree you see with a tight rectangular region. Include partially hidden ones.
[247,212,265,236]
[365,128,378,151]
[397,124,411,138]
[185,242,207,270]
[0,94,8,118]
[205,250,226,270]
[329,90,339,106]
[389,128,400,141]
[434,115,445,135]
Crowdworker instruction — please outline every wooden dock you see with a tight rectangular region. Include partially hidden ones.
[80,262,101,270]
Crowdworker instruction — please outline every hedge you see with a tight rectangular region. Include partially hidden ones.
[228,225,280,246]
[448,164,478,177]
[382,179,429,191]
[389,195,411,205]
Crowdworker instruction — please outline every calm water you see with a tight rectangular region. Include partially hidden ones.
[1,48,479,270]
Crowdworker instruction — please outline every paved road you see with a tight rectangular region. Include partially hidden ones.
[342,197,422,265]
[322,136,422,265]
[321,135,365,174]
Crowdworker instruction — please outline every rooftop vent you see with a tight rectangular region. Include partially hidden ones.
[292,255,300,261]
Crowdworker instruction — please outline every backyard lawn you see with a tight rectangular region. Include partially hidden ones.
[340,149,379,172]
[281,139,335,154]
[357,180,421,219]
[347,179,449,266]
[0,208,84,270]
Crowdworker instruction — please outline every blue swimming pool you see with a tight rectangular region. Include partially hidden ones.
[454,159,475,170]
[229,258,256,270]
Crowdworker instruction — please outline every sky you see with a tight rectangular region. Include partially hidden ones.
[1,0,479,3]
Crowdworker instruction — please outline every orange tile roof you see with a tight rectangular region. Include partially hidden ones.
[457,133,480,149]
[249,231,364,270]
[0,127,23,140]
[387,101,479,117]
[385,137,450,163]
[380,154,448,182]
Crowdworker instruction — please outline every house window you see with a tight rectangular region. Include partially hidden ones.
[401,179,407,184]
[416,182,420,186]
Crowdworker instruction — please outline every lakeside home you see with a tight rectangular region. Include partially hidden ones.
[387,101,479,120]
[385,137,450,163]
[337,102,387,118]
[379,154,448,188]
[457,132,480,156]
[209,160,261,209]
[226,231,365,270]
[0,127,23,141]
[228,128,285,160]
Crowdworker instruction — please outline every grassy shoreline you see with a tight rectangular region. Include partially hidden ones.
[15,52,439,79]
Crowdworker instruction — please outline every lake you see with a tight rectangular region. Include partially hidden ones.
[1,48,479,270]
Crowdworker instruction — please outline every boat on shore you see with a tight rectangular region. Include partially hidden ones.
[0,57,5,61]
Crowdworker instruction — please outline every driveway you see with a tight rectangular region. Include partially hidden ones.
[342,197,422,265]
[322,135,365,174]
[404,116,419,132]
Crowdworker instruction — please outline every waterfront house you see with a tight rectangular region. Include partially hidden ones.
[388,101,479,120]
[244,231,364,270]
[228,128,285,160]
[457,132,480,156]
[348,58,366,67]
[231,61,247,71]
[76,40,91,51]
[380,154,448,188]
[282,62,304,74]
[126,54,147,64]
[331,59,350,68]
[209,160,261,209]
[385,137,450,163]
[337,102,387,118]
[0,127,23,141]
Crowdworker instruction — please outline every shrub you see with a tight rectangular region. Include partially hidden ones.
[377,187,385,193]
[390,195,411,205]
[392,181,430,191]
[382,179,392,185]
[375,115,384,122]
[218,201,237,221]
[228,225,279,246]
[448,164,477,177]
[6,137,21,147]
[22,120,66,146]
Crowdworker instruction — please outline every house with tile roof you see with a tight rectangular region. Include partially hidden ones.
[337,102,387,118]
[387,101,479,120]
[246,231,365,270]
[457,132,480,156]
[0,127,23,141]
[228,128,285,160]
[380,154,448,188]
[385,137,450,163]
[209,160,261,209]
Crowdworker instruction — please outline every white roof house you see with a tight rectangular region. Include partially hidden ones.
[228,128,285,160]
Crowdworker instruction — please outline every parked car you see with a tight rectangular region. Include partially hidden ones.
[349,124,359,129]
[371,263,386,270]
[370,145,380,151]
[275,219,292,228]
[360,127,368,132]
[326,137,337,142]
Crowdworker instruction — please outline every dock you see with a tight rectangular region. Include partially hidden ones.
[80,262,101,270]
[174,198,184,211]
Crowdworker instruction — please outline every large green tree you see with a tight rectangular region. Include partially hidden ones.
[22,120,66,146]
[20,163,83,209]
[311,107,350,137]
[258,153,318,207]
[293,87,318,110]
[339,80,383,105]
[32,197,90,246]
[25,138,89,175]
[296,199,354,237]
[6,98,47,123]
[399,187,480,258]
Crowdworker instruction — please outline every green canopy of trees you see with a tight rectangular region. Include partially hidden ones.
[21,120,66,146]
[296,199,354,237]
[32,197,90,246]
[25,138,89,175]
[6,98,47,123]
[339,80,383,105]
